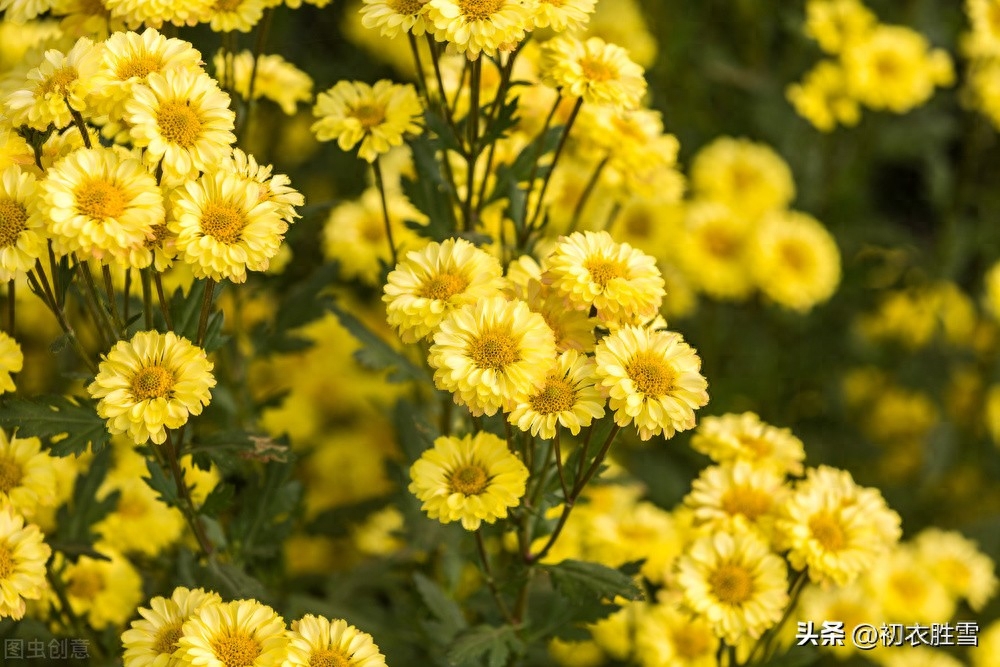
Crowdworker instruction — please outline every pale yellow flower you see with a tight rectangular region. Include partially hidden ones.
[312,80,423,163]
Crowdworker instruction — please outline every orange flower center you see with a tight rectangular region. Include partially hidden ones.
[212,633,261,667]
[626,352,675,397]
[351,103,386,130]
[116,54,162,80]
[153,622,183,655]
[450,464,489,495]
[738,435,774,457]
[779,240,811,274]
[309,648,351,667]
[703,226,740,259]
[579,55,617,83]
[585,257,627,287]
[0,456,24,494]
[529,376,576,415]
[67,568,105,599]
[420,272,469,300]
[809,512,846,552]
[0,199,28,249]
[0,543,13,580]
[132,364,175,400]
[470,329,520,371]
[156,100,203,148]
[709,563,753,604]
[201,201,247,245]
[670,625,713,659]
[39,67,77,97]
[214,0,243,11]
[459,0,504,21]
[390,0,425,13]
[76,179,127,220]
[720,485,772,521]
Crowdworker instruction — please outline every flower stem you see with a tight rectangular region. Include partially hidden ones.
[745,568,808,666]
[475,528,515,625]
[196,278,216,347]
[6,280,13,336]
[141,268,154,329]
[154,271,174,329]
[163,430,215,556]
[526,97,584,234]
[27,269,97,375]
[372,157,398,267]
[567,155,609,234]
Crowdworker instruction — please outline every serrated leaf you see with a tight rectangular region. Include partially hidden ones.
[424,109,464,155]
[478,95,520,147]
[394,400,438,462]
[0,395,109,457]
[543,559,642,605]
[327,300,428,383]
[447,624,523,667]
[143,458,180,506]
[200,559,269,600]
[253,262,340,354]
[414,573,467,643]
[403,133,458,240]
[199,483,235,519]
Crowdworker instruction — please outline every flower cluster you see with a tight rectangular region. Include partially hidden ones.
[788,0,954,131]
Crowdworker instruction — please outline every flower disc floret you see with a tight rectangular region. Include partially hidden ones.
[409,432,529,530]
[429,296,557,416]
[539,35,646,110]
[312,80,424,163]
[594,326,709,440]
[532,0,595,32]
[690,411,805,475]
[383,237,506,343]
[508,349,605,439]
[88,331,215,445]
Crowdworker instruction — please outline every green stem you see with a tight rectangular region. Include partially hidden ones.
[27,270,97,375]
[372,157,399,266]
[237,8,274,143]
[196,278,216,347]
[141,268,154,329]
[745,569,808,666]
[70,109,91,149]
[552,427,569,501]
[521,95,562,231]
[526,97,584,234]
[164,430,215,556]
[122,269,131,330]
[6,280,13,335]
[475,528,515,624]
[75,258,115,347]
[154,271,174,329]
[463,58,483,231]
[567,155,609,233]
[102,264,124,334]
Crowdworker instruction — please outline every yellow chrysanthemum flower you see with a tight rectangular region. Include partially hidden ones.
[88,330,216,445]
[213,50,314,115]
[4,37,102,131]
[203,0,266,32]
[89,28,204,122]
[634,603,719,667]
[38,146,163,262]
[285,614,387,667]
[685,461,788,545]
[804,0,876,54]
[689,137,795,221]
[797,581,883,660]
[426,0,537,60]
[95,467,186,557]
[360,0,432,38]
[104,0,213,29]
[533,0,595,33]
[322,187,424,286]
[776,466,901,586]
[974,619,1000,667]
[676,530,788,644]
[508,349,605,439]
[594,326,709,441]
[0,165,45,282]
[126,69,236,184]
[0,507,50,620]
[544,230,664,326]
[842,24,954,114]
[787,60,861,132]
[409,432,529,530]
[749,209,841,313]
[0,0,53,23]
[913,528,998,612]
[0,429,56,518]
[57,548,143,630]
[676,201,754,301]
[218,148,303,225]
[868,544,956,625]
[312,80,424,163]
[121,587,222,667]
[170,169,288,283]
[0,331,22,400]
[429,296,557,417]
[964,0,1000,58]
[383,237,505,343]
[539,35,646,110]
[178,599,288,667]
[690,412,805,476]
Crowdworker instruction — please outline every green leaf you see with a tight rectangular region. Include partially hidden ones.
[424,109,465,156]
[414,573,467,644]
[143,458,180,506]
[199,483,235,519]
[253,263,340,354]
[199,559,269,601]
[542,559,642,605]
[327,300,429,384]
[403,133,458,241]
[447,624,523,667]
[478,94,520,147]
[393,399,439,462]
[0,395,109,457]
[53,446,116,560]
[230,459,301,561]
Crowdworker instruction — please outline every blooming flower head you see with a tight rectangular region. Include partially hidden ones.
[508,349,605,439]
[750,209,841,313]
[361,0,431,38]
[121,587,222,667]
[913,528,998,612]
[776,465,901,586]
[0,506,51,620]
[634,603,719,667]
[58,548,144,629]
[104,0,213,29]
[532,0,595,33]
[676,530,789,644]
[89,28,204,122]
[685,461,788,545]
[676,201,754,301]
[429,296,557,416]
[868,544,956,625]
[0,332,23,397]
[0,429,56,518]
[964,0,1000,58]
[312,80,424,163]
[88,330,216,445]
[0,165,45,282]
[690,137,795,221]
[218,148,304,225]
[787,59,862,132]
[409,431,529,530]
[594,326,709,441]
[690,412,805,476]
[178,598,288,667]
[213,50,314,115]
[126,68,237,184]
[38,146,164,262]
[95,458,186,556]
[539,35,646,110]
[426,0,538,60]
[203,0,265,32]
[804,0,877,54]
[0,0,54,23]
[285,614,387,667]
[383,237,506,343]
[169,169,288,283]
[4,37,102,130]
[543,230,665,326]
